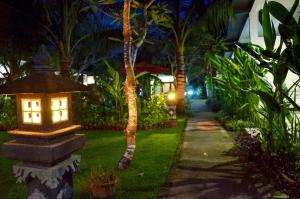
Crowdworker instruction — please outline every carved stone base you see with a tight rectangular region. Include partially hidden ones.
[13,155,80,199]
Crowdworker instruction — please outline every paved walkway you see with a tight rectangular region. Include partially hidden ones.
[159,99,274,199]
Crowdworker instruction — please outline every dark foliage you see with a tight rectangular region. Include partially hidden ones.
[0,96,17,131]
[236,132,300,198]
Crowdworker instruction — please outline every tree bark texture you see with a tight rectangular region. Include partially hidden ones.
[176,47,185,115]
[118,0,137,170]
[59,42,70,78]
[60,59,70,78]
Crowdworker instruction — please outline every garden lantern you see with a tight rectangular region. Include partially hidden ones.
[166,91,177,126]
[0,45,89,199]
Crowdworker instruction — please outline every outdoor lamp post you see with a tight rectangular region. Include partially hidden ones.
[0,45,89,199]
[166,91,177,126]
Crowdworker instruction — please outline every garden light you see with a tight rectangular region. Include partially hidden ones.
[168,92,176,101]
[165,91,177,124]
[188,90,193,96]
[22,99,41,124]
[0,45,89,199]
[51,97,68,123]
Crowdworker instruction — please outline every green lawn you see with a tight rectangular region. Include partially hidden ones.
[0,118,185,199]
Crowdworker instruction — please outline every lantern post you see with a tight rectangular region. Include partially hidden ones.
[166,91,177,126]
[0,45,89,199]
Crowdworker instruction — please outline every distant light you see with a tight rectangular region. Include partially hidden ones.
[157,75,174,83]
[168,92,176,101]
[188,90,193,96]
[184,92,187,96]
[87,76,95,84]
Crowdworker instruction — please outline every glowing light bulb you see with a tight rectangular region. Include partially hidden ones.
[168,92,176,101]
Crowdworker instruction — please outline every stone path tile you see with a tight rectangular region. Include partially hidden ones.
[159,100,274,199]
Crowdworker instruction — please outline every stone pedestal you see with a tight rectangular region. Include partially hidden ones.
[13,155,80,199]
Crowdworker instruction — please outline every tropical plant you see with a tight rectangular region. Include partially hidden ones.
[159,0,234,115]
[43,0,89,78]
[209,48,264,123]
[0,52,32,82]
[236,0,300,152]
[96,61,126,122]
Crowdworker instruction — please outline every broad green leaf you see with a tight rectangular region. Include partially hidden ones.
[292,44,300,75]
[283,92,300,112]
[278,24,295,40]
[261,2,276,51]
[252,90,281,113]
[290,0,299,18]
[236,43,262,62]
[268,1,296,24]
[272,63,288,86]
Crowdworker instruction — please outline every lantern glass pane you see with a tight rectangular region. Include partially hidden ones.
[60,110,68,121]
[21,99,42,124]
[32,100,41,111]
[23,112,32,123]
[32,112,41,124]
[52,111,60,123]
[52,99,60,111]
[22,100,31,111]
[51,97,68,123]
[60,98,67,109]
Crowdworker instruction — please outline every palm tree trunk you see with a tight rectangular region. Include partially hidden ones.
[176,45,185,115]
[59,42,70,78]
[118,0,137,170]
[60,59,70,78]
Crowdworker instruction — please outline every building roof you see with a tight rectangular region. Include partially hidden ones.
[120,62,169,74]
[0,45,89,95]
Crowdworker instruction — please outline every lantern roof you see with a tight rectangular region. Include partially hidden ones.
[0,45,89,94]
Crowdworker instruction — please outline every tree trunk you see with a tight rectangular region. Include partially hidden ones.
[118,0,137,170]
[176,46,185,115]
[59,42,70,78]
[60,59,70,78]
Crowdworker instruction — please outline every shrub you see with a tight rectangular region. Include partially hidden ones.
[72,93,127,130]
[0,96,17,131]
[138,95,169,129]
[216,111,254,131]
[73,94,169,130]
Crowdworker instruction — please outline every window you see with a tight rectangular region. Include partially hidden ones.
[51,97,68,123]
[22,99,41,124]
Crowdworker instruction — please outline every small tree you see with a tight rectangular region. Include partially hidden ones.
[83,0,170,169]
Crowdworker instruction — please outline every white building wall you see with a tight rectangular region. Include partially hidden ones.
[0,66,6,78]
[239,17,250,43]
